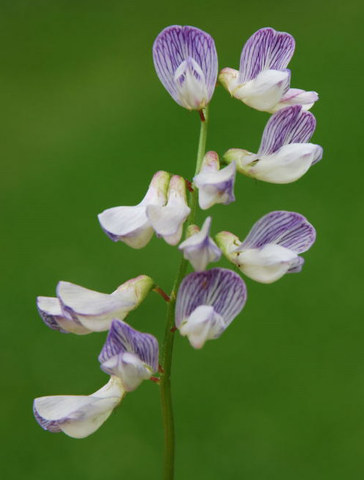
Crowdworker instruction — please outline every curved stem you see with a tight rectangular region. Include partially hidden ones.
[160,106,209,480]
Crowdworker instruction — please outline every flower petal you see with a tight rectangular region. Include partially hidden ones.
[33,376,125,438]
[239,27,295,83]
[178,217,221,271]
[193,152,236,210]
[153,25,218,109]
[36,296,92,335]
[147,175,191,245]
[175,268,247,329]
[179,305,225,349]
[270,88,319,113]
[99,320,159,391]
[240,211,316,253]
[56,276,153,332]
[233,69,290,112]
[234,243,299,283]
[258,105,317,156]
[98,171,169,248]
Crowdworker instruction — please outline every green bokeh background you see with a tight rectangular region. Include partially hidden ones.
[1,0,363,478]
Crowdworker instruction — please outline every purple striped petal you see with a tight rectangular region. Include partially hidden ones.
[239,28,295,83]
[99,320,159,373]
[153,25,218,109]
[258,105,316,156]
[175,268,247,328]
[240,211,316,253]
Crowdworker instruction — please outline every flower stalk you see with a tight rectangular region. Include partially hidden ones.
[159,107,209,480]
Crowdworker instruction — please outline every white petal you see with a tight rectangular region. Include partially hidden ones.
[194,161,236,210]
[34,376,125,439]
[146,175,190,245]
[179,305,225,349]
[247,143,322,183]
[232,69,289,112]
[236,244,298,283]
[101,352,152,392]
[57,282,135,332]
[270,88,319,113]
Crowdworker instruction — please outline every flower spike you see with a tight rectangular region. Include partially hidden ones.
[193,151,236,210]
[224,105,323,184]
[98,171,170,249]
[99,320,159,392]
[216,211,316,284]
[33,376,125,438]
[178,217,221,271]
[37,275,154,334]
[153,25,218,110]
[175,268,247,349]
[219,27,318,113]
[146,175,191,245]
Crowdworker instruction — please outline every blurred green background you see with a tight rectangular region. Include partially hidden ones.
[1,0,363,478]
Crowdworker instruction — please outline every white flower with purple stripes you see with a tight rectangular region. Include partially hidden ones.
[99,319,159,392]
[98,171,170,249]
[153,25,218,110]
[33,376,125,438]
[193,151,236,210]
[216,211,316,284]
[175,268,247,349]
[219,27,318,113]
[37,275,153,334]
[224,105,323,184]
[178,217,221,271]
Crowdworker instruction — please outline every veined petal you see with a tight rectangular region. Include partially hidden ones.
[270,88,319,113]
[239,27,295,83]
[33,376,125,439]
[193,152,236,210]
[99,320,159,391]
[246,142,323,183]
[98,171,169,248]
[36,296,92,335]
[258,105,317,156]
[179,305,225,349]
[56,276,153,332]
[240,211,316,253]
[175,268,247,329]
[233,69,290,112]
[146,175,191,245]
[178,217,221,271]
[153,25,218,109]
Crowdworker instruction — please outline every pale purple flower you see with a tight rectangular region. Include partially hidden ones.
[178,217,221,271]
[175,268,247,348]
[193,151,236,210]
[216,211,316,284]
[98,171,170,249]
[33,376,125,438]
[219,27,318,113]
[37,275,153,334]
[146,175,191,245]
[99,319,159,392]
[153,25,218,110]
[224,105,323,183]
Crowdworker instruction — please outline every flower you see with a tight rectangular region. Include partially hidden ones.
[219,27,318,113]
[153,25,218,110]
[37,275,154,334]
[146,175,191,245]
[33,376,125,438]
[99,319,159,392]
[175,268,247,348]
[224,105,323,184]
[98,171,170,249]
[193,151,236,210]
[216,211,316,284]
[178,217,221,271]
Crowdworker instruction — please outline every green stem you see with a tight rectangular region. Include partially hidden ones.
[160,106,209,480]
